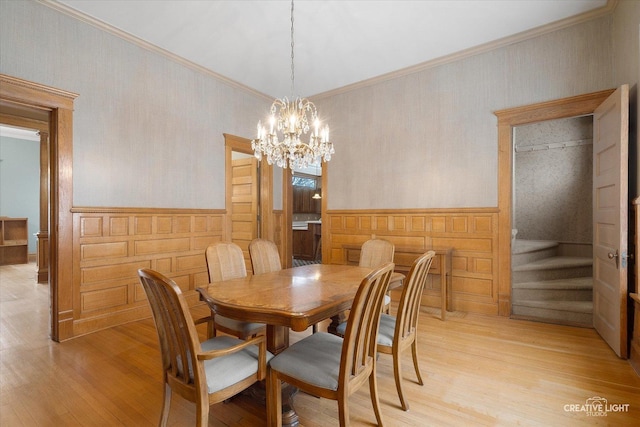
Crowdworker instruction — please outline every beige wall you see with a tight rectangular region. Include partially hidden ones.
[0,0,270,209]
[315,16,616,210]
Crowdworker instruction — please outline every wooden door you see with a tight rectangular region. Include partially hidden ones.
[231,157,258,268]
[593,84,629,358]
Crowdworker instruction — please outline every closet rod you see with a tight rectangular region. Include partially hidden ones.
[515,138,592,153]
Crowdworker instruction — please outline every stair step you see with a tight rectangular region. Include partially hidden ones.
[512,277,593,290]
[513,256,592,271]
[512,300,593,327]
[513,256,592,283]
[512,240,559,268]
[512,240,559,254]
[512,277,592,302]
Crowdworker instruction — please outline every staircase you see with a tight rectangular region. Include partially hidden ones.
[511,240,593,327]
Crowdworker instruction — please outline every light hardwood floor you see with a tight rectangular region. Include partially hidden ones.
[1,262,638,426]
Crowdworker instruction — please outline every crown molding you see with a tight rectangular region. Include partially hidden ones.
[37,0,616,103]
[37,0,273,102]
[311,0,618,100]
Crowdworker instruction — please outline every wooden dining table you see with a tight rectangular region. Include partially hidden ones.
[201,263,373,355]
[201,263,373,427]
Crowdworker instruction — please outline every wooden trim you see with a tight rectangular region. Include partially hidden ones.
[0,73,77,341]
[71,206,226,215]
[494,89,615,317]
[328,207,499,215]
[0,113,49,132]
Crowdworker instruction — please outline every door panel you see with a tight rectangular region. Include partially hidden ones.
[231,157,258,269]
[593,84,629,358]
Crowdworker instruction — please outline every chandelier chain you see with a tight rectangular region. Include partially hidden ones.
[290,0,295,98]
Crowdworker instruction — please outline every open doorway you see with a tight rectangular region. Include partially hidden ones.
[511,116,594,327]
[0,125,41,271]
[291,162,322,266]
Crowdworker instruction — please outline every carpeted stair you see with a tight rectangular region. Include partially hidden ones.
[511,240,593,327]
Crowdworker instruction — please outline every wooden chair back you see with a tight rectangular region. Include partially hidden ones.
[205,242,247,282]
[359,238,395,268]
[377,250,435,411]
[395,251,435,342]
[138,268,202,391]
[341,262,395,382]
[249,238,282,275]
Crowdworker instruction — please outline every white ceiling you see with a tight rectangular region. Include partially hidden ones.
[56,0,609,98]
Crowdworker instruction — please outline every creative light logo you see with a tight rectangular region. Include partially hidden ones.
[564,396,630,417]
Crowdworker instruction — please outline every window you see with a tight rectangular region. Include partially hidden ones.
[292,175,318,189]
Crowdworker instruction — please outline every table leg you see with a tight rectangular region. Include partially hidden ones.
[265,325,299,427]
[328,311,349,335]
[266,324,289,355]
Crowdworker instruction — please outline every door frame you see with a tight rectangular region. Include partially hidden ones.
[494,89,615,316]
[0,74,77,342]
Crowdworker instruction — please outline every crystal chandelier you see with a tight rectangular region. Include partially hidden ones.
[252,0,333,170]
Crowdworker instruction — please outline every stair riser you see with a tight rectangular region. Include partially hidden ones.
[513,266,592,283]
[512,305,592,326]
[512,247,558,267]
[512,288,592,302]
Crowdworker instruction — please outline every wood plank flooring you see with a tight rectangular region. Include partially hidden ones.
[1,262,639,426]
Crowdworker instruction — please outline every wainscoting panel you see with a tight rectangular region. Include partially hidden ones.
[72,208,225,337]
[326,208,500,315]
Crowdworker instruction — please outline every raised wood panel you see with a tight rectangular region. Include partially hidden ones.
[80,217,103,237]
[80,241,128,260]
[326,208,499,315]
[73,209,225,336]
[109,217,129,235]
[81,286,128,312]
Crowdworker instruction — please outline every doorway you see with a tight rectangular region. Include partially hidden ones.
[510,115,594,327]
[0,74,77,342]
[291,163,322,266]
[495,86,630,358]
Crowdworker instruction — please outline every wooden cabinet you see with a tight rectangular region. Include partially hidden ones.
[293,187,321,214]
[293,228,314,260]
[0,217,29,265]
[292,223,321,260]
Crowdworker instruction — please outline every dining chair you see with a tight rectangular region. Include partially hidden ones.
[359,238,405,313]
[338,250,435,411]
[137,268,272,427]
[266,262,395,427]
[197,242,266,339]
[249,238,282,275]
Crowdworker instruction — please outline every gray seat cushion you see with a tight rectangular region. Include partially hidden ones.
[200,335,273,394]
[268,332,343,391]
[336,313,395,346]
[383,294,391,306]
[215,314,264,336]
[376,313,396,347]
